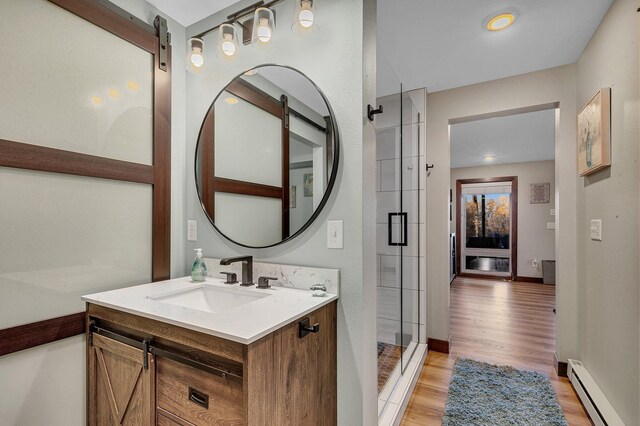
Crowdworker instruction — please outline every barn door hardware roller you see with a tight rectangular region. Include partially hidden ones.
[367,105,384,121]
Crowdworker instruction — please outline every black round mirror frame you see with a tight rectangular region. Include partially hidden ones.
[194,64,340,249]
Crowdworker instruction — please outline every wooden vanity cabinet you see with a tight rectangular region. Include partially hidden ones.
[86,301,337,426]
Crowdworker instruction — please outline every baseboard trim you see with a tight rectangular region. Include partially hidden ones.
[554,352,568,377]
[515,276,544,284]
[427,337,450,354]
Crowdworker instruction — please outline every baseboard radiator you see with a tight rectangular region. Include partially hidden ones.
[567,359,625,426]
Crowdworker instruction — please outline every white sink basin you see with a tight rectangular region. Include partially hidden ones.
[149,284,270,314]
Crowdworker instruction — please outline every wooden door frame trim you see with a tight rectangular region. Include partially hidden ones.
[0,313,86,356]
[0,139,155,184]
[0,0,170,357]
[456,176,518,280]
[214,177,282,198]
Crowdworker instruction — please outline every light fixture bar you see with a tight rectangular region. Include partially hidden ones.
[193,0,284,40]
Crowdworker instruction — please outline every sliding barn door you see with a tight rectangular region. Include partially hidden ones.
[0,0,171,355]
[89,334,155,425]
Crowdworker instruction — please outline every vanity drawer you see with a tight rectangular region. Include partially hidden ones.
[157,410,195,426]
[156,357,244,426]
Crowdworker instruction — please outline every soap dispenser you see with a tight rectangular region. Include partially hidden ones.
[191,249,207,282]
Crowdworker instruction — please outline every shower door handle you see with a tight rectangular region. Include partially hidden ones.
[388,212,408,247]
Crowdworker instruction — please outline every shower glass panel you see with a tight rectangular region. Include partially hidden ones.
[399,90,422,372]
[376,53,422,411]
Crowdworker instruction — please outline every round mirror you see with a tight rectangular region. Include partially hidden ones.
[195,65,339,248]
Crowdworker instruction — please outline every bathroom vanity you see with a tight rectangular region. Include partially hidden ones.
[83,277,337,425]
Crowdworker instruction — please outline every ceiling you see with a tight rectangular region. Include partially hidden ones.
[146,0,612,95]
[450,109,555,169]
[377,0,612,95]
[146,0,240,26]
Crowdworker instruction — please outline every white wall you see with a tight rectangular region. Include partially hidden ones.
[185,0,377,424]
[0,1,187,424]
[451,160,556,279]
[575,0,639,423]
[426,65,579,364]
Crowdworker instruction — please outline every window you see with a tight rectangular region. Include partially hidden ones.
[457,178,517,278]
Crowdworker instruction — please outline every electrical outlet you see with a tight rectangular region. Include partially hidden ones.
[187,220,197,241]
[590,219,602,241]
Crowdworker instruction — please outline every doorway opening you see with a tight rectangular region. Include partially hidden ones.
[448,105,558,374]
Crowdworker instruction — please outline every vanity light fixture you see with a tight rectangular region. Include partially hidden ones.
[292,0,318,35]
[186,37,205,74]
[252,7,275,45]
[297,0,314,28]
[188,0,317,70]
[485,12,516,31]
[217,23,238,61]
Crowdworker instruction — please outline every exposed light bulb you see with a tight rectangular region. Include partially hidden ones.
[256,18,272,43]
[298,1,314,28]
[190,51,204,67]
[186,38,205,73]
[221,34,236,56]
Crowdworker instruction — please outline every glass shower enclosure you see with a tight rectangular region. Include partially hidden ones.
[376,55,423,415]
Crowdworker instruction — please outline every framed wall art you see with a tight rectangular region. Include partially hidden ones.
[577,88,611,176]
[530,183,550,204]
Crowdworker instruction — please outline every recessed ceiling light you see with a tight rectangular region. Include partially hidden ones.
[486,13,516,31]
[483,155,495,161]
[224,97,239,105]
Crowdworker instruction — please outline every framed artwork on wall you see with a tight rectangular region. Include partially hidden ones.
[577,87,611,176]
[530,183,550,204]
[304,173,313,197]
[290,186,296,208]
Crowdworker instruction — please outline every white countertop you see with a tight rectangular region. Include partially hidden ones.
[82,276,338,344]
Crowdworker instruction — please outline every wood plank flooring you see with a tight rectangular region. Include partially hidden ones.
[401,277,592,426]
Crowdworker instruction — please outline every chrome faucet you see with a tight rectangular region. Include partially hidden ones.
[220,256,253,286]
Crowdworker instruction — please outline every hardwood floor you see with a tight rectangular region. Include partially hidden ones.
[401,277,592,426]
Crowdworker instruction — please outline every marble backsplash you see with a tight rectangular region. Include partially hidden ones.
[204,258,339,295]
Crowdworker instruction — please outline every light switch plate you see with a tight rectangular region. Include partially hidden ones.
[547,222,556,230]
[550,209,556,216]
[327,220,343,249]
[187,220,197,241]
[590,219,602,241]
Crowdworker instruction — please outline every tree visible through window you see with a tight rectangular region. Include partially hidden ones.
[465,193,510,249]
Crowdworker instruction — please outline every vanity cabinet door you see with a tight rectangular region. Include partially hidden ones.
[280,303,337,426]
[88,334,154,426]
[246,301,337,426]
